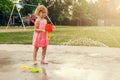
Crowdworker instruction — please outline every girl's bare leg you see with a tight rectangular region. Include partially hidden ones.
[33,46,39,65]
[41,46,48,64]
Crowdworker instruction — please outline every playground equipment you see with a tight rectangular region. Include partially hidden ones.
[7,0,55,30]
[6,0,26,29]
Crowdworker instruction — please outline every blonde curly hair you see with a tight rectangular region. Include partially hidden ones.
[34,5,48,17]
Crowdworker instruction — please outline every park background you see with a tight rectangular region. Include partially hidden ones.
[0,0,120,48]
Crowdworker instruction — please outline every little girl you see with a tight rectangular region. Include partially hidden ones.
[32,5,48,65]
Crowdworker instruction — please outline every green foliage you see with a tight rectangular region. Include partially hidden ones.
[48,0,72,24]
[72,0,93,25]
[0,0,13,13]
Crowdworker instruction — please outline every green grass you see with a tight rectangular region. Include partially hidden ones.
[0,26,120,48]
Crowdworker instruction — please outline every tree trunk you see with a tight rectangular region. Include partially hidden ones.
[77,20,79,26]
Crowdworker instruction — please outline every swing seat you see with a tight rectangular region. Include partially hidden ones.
[45,24,53,32]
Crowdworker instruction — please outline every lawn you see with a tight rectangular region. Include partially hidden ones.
[0,26,120,48]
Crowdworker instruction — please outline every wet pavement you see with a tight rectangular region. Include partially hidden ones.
[0,44,120,80]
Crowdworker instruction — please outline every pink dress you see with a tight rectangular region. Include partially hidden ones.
[32,20,48,47]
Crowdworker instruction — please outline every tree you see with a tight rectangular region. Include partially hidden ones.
[96,0,119,19]
[72,0,91,26]
[0,0,13,14]
[48,0,72,25]
[87,2,98,25]
[57,0,72,25]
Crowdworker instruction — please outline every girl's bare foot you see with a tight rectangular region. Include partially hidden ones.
[34,61,38,65]
[41,61,48,64]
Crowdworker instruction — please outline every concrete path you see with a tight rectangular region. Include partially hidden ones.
[0,44,120,80]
